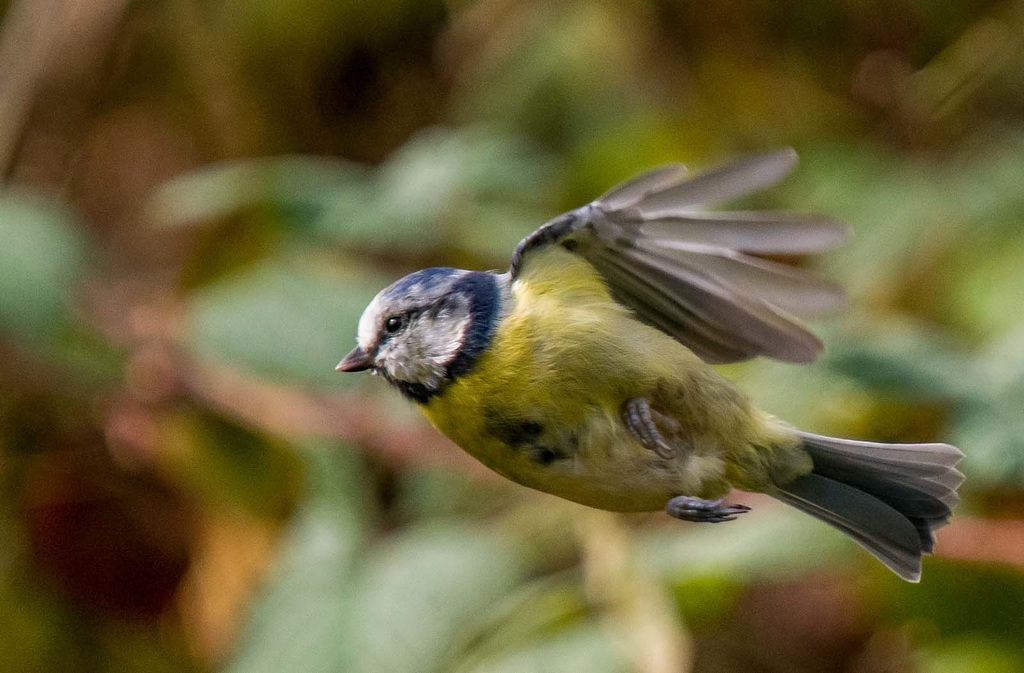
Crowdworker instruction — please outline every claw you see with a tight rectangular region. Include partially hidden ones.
[666,496,750,523]
[622,397,677,459]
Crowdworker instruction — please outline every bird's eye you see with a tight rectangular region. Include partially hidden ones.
[384,316,404,333]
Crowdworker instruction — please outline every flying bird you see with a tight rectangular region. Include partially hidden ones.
[337,149,963,582]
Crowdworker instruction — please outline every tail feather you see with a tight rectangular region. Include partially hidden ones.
[774,431,964,582]
[774,473,924,581]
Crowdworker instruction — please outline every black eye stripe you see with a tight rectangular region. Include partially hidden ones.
[381,309,420,339]
[383,299,454,338]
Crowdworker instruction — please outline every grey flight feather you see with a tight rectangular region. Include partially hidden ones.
[606,243,825,363]
[650,246,845,314]
[633,211,850,254]
[596,162,688,210]
[509,148,849,363]
[632,149,798,216]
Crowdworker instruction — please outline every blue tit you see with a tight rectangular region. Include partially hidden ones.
[337,149,963,582]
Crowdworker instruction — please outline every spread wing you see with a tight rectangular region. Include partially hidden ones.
[509,149,849,364]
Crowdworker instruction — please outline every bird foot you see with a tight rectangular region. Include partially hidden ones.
[622,397,677,459]
[665,496,750,523]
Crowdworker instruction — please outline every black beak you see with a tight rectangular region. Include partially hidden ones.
[336,346,374,372]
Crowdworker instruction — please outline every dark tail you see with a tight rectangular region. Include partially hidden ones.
[773,431,964,582]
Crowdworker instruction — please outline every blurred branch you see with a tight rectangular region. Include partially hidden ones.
[0,0,134,186]
[577,510,693,673]
[0,0,60,175]
[901,15,1018,128]
[936,516,1024,570]
[183,357,492,476]
[164,0,274,158]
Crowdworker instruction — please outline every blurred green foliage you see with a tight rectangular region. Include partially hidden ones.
[2,0,1024,672]
[0,194,84,339]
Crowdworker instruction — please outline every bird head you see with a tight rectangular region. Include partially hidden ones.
[337,267,502,402]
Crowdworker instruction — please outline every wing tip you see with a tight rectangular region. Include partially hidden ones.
[596,162,689,209]
[765,146,799,171]
[821,218,853,248]
[777,337,825,364]
[735,146,800,184]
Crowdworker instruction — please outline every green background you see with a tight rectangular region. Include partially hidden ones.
[1,0,1023,671]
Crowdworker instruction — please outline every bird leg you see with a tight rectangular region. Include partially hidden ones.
[622,397,677,459]
[665,496,750,523]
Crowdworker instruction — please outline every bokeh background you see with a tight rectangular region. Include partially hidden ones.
[2,0,1024,671]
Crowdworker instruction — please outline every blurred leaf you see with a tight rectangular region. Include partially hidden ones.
[923,637,1024,673]
[147,156,369,230]
[794,145,956,301]
[449,2,653,147]
[185,255,386,390]
[974,312,1024,393]
[635,506,854,582]
[949,403,1024,488]
[825,320,976,401]
[180,210,287,289]
[0,581,79,673]
[945,227,1024,339]
[451,572,592,670]
[393,464,519,524]
[101,621,198,673]
[731,356,870,433]
[669,575,743,627]
[315,126,555,254]
[150,128,554,261]
[795,135,1024,322]
[380,127,551,207]
[568,111,718,208]
[453,202,541,264]
[221,0,434,59]
[457,624,629,673]
[343,523,531,673]
[226,441,370,673]
[875,559,1024,643]
[161,411,302,517]
[0,194,85,339]
[947,325,1024,485]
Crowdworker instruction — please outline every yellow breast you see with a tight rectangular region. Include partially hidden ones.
[419,247,799,510]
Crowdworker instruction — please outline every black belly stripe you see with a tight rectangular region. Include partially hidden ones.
[484,410,541,447]
[484,410,573,466]
[527,446,560,466]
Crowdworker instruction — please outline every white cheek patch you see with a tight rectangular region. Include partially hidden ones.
[384,301,472,385]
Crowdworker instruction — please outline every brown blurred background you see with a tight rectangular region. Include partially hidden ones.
[1,0,1024,671]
